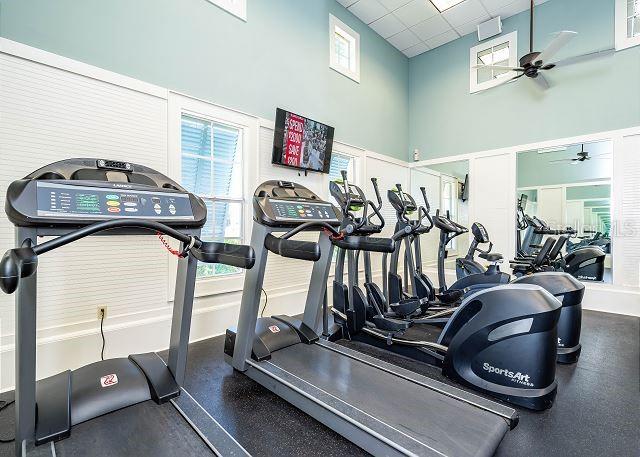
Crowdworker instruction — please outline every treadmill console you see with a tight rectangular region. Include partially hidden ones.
[36,182,194,221]
[253,180,341,227]
[5,158,207,228]
[270,199,336,222]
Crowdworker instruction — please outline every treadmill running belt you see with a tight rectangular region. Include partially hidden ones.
[263,342,509,457]
[48,400,215,457]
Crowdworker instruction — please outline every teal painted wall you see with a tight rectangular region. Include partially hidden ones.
[0,0,409,160]
[409,0,640,160]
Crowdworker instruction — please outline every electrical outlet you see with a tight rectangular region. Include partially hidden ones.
[97,306,107,320]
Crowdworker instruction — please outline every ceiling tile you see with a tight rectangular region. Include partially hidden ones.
[441,0,490,27]
[455,19,481,37]
[393,0,439,28]
[478,0,513,13]
[348,0,389,24]
[336,0,359,7]
[378,0,413,11]
[410,14,451,40]
[387,28,422,50]
[484,0,529,17]
[426,28,460,49]
[369,13,407,38]
[403,41,431,57]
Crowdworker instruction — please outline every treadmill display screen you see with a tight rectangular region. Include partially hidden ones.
[36,182,195,220]
[269,199,337,222]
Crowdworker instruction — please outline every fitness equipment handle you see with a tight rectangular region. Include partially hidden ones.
[332,235,395,254]
[264,233,321,261]
[191,242,255,269]
[0,219,256,294]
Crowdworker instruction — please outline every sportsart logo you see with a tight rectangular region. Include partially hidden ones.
[268,325,280,334]
[483,363,534,387]
[100,373,119,387]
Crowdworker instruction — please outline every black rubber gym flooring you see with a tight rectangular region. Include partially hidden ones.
[0,309,638,456]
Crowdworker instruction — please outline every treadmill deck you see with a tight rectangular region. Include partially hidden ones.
[245,339,514,457]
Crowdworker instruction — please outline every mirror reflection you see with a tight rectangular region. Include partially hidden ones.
[516,141,612,283]
[410,160,470,273]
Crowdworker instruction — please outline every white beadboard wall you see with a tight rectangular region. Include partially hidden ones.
[613,133,640,287]
[0,53,169,351]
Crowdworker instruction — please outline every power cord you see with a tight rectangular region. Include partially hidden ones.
[0,399,15,443]
[99,308,106,361]
[260,288,268,317]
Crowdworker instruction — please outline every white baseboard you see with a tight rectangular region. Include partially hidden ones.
[0,285,312,392]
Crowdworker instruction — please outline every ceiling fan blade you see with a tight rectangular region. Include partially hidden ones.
[532,73,551,90]
[551,48,615,68]
[536,31,578,64]
[472,64,524,71]
[549,159,574,163]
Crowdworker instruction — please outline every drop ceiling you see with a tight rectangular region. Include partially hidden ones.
[337,0,551,58]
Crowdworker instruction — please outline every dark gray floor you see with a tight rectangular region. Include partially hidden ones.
[0,310,638,456]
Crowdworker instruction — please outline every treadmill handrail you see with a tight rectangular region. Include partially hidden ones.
[0,218,255,294]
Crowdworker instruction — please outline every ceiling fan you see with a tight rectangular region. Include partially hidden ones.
[549,144,612,165]
[473,0,614,90]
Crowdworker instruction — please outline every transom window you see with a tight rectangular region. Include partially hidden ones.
[616,0,640,49]
[469,31,518,93]
[476,42,510,84]
[628,0,639,37]
[181,115,244,278]
[330,15,361,83]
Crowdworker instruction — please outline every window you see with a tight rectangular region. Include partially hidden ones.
[469,31,517,93]
[328,152,355,183]
[330,15,360,83]
[206,0,246,21]
[616,0,640,50]
[181,115,244,279]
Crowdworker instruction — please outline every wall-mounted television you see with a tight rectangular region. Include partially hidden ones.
[272,108,334,174]
[460,174,469,201]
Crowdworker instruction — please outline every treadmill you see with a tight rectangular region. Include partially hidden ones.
[0,158,255,456]
[225,180,518,457]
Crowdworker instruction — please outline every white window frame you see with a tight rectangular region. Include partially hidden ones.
[469,31,518,93]
[329,14,361,83]
[206,0,247,21]
[168,92,258,297]
[615,0,640,50]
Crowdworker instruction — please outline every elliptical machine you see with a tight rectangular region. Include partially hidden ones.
[385,184,462,306]
[432,211,510,294]
[328,177,564,410]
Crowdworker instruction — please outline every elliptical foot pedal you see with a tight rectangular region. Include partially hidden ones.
[372,315,411,331]
[389,298,422,317]
[436,289,463,304]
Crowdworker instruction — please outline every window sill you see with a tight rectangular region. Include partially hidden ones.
[330,64,360,83]
[194,273,245,298]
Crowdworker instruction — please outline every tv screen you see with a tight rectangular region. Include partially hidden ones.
[272,108,334,173]
[461,174,469,201]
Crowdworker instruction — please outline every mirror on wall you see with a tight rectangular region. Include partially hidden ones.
[410,160,470,273]
[516,140,612,283]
